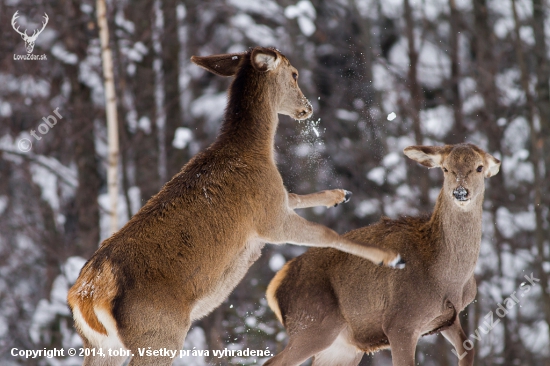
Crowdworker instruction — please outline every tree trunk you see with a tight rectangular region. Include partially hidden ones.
[97,0,120,236]
[448,0,466,142]
[162,0,185,179]
[512,0,550,350]
[403,0,429,209]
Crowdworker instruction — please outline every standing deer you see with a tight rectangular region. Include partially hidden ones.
[11,11,49,53]
[67,47,403,366]
[266,143,501,366]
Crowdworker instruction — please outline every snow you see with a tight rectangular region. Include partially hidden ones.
[63,257,87,284]
[502,149,534,187]
[0,196,8,215]
[503,117,530,153]
[138,116,152,133]
[387,112,396,121]
[30,164,59,212]
[172,127,193,149]
[228,0,282,18]
[0,100,12,117]
[0,74,50,98]
[355,199,379,218]
[245,316,257,327]
[420,105,454,138]
[294,142,311,157]
[176,327,207,366]
[367,167,385,186]
[382,152,400,167]
[128,186,142,214]
[496,68,523,104]
[496,206,536,239]
[372,63,393,91]
[335,109,359,121]
[284,1,316,36]
[520,321,550,357]
[378,0,404,17]
[269,253,286,272]
[231,14,278,46]
[190,92,227,133]
[30,276,72,344]
[388,37,451,87]
[51,43,78,65]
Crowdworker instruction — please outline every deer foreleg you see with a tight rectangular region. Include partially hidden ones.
[441,317,474,366]
[266,212,404,267]
[287,189,352,209]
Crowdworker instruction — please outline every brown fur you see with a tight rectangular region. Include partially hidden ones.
[265,143,501,366]
[67,47,402,366]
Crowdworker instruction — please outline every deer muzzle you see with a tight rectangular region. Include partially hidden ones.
[453,186,469,201]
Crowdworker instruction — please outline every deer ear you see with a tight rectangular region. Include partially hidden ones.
[190,53,244,77]
[484,153,501,178]
[403,145,446,168]
[251,48,280,72]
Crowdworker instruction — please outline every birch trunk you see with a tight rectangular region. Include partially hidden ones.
[97,0,119,236]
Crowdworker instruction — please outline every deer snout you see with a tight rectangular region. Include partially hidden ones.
[293,97,313,120]
[452,186,469,201]
[297,107,312,119]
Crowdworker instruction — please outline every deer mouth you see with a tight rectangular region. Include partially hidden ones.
[295,109,313,120]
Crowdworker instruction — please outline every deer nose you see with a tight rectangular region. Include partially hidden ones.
[453,186,468,201]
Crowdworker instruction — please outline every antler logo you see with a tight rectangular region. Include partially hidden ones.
[11,11,49,54]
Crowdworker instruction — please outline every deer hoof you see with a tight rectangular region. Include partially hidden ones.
[344,190,352,203]
[334,190,353,207]
[388,254,406,269]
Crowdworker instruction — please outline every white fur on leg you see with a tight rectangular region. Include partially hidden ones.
[312,330,363,366]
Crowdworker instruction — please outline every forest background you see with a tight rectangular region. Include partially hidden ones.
[0,0,549,364]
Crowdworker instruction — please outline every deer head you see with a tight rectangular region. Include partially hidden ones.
[11,11,49,54]
[191,47,313,120]
[404,143,501,209]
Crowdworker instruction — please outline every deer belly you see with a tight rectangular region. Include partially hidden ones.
[189,239,265,320]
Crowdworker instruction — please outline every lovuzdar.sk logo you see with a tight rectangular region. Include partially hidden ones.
[12,11,48,61]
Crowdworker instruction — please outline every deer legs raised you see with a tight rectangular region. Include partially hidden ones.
[287,189,352,209]
[265,212,403,267]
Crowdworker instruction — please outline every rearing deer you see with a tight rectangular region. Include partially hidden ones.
[67,47,403,366]
[266,143,501,366]
[11,11,49,53]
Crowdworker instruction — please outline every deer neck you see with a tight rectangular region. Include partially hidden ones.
[428,190,483,279]
[218,75,279,159]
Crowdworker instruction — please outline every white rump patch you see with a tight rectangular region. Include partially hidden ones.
[73,305,127,353]
[313,330,363,366]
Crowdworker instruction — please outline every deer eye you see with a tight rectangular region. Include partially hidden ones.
[292,72,298,81]
[443,167,448,173]
[477,165,483,172]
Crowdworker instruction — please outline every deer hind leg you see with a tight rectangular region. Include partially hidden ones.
[288,190,352,209]
[264,314,346,366]
[116,297,190,366]
[312,328,364,366]
[79,336,127,366]
[271,212,403,267]
[441,317,474,366]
